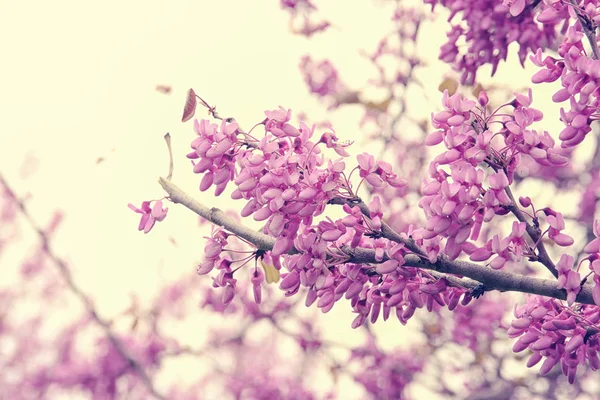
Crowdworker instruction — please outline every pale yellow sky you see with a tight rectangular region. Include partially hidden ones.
[0,1,586,398]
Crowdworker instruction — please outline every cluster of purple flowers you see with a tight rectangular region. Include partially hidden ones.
[531,22,600,149]
[350,336,424,399]
[509,296,600,383]
[420,89,570,268]
[425,0,560,84]
[178,100,504,331]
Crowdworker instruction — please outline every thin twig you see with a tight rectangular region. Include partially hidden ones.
[164,133,173,181]
[327,196,426,256]
[504,186,559,278]
[195,94,246,133]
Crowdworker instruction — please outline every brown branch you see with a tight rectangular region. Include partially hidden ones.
[327,197,426,256]
[159,178,597,305]
[331,186,560,279]
[159,177,279,252]
[0,174,166,400]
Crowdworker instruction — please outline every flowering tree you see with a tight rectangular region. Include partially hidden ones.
[4,0,600,399]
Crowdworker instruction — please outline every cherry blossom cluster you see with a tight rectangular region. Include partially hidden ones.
[196,225,289,310]
[426,0,561,84]
[198,227,240,307]
[530,14,600,149]
[178,102,487,327]
[509,295,600,383]
[556,254,582,306]
[187,119,240,196]
[419,88,571,270]
[278,212,470,328]
[187,108,356,257]
[349,335,424,399]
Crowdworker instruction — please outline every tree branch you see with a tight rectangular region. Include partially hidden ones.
[159,177,597,305]
[504,186,559,278]
[159,177,279,252]
[569,0,600,60]
[327,196,426,256]
[0,174,166,400]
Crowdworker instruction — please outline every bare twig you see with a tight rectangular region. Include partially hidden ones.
[164,133,173,181]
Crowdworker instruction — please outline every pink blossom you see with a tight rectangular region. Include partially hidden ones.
[502,0,526,17]
[128,200,168,234]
